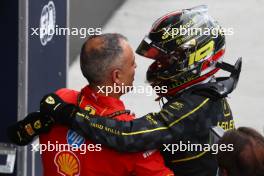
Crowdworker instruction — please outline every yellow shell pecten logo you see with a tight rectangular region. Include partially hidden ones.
[45,96,55,104]
[54,151,80,176]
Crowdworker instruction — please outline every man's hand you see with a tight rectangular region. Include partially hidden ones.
[40,93,79,125]
[7,112,54,146]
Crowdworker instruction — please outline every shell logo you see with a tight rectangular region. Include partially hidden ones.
[54,151,80,176]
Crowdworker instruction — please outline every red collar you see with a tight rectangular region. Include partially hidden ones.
[80,85,125,110]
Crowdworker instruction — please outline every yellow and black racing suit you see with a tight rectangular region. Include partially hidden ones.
[65,80,236,176]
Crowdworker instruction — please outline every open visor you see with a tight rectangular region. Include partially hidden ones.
[136,36,169,60]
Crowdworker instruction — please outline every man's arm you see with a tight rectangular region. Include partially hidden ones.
[40,93,210,152]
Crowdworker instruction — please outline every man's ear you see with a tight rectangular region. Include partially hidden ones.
[112,69,122,85]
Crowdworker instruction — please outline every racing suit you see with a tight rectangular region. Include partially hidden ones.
[44,78,237,176]
[39,86,173,176]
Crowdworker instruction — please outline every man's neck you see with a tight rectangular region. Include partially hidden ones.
[89,84,121,99]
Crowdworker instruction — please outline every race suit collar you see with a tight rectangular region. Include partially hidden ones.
[80,85,125,110]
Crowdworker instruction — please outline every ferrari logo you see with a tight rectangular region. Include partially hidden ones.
[45,96,55,104]
[84,105,96,115]
[34,120,42,129]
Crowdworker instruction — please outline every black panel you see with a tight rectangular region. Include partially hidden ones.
[0,1,18,175]
[0,0,18,144]
[28,0,67,113]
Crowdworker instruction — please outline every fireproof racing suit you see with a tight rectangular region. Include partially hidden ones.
[40,86,173,176]
[40,74,240,176]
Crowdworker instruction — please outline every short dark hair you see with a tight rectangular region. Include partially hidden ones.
[217,127,264,176]
[80,33,127,84]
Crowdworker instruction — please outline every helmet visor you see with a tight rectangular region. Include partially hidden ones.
[136,36,169,60]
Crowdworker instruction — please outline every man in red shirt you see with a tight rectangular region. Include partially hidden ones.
[39,33,173,176]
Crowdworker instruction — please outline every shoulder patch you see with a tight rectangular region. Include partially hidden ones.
[66,129,85,148]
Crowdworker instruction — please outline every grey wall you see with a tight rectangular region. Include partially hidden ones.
[69,0,124,64]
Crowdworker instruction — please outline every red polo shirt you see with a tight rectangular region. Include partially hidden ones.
[40,85,173,176]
